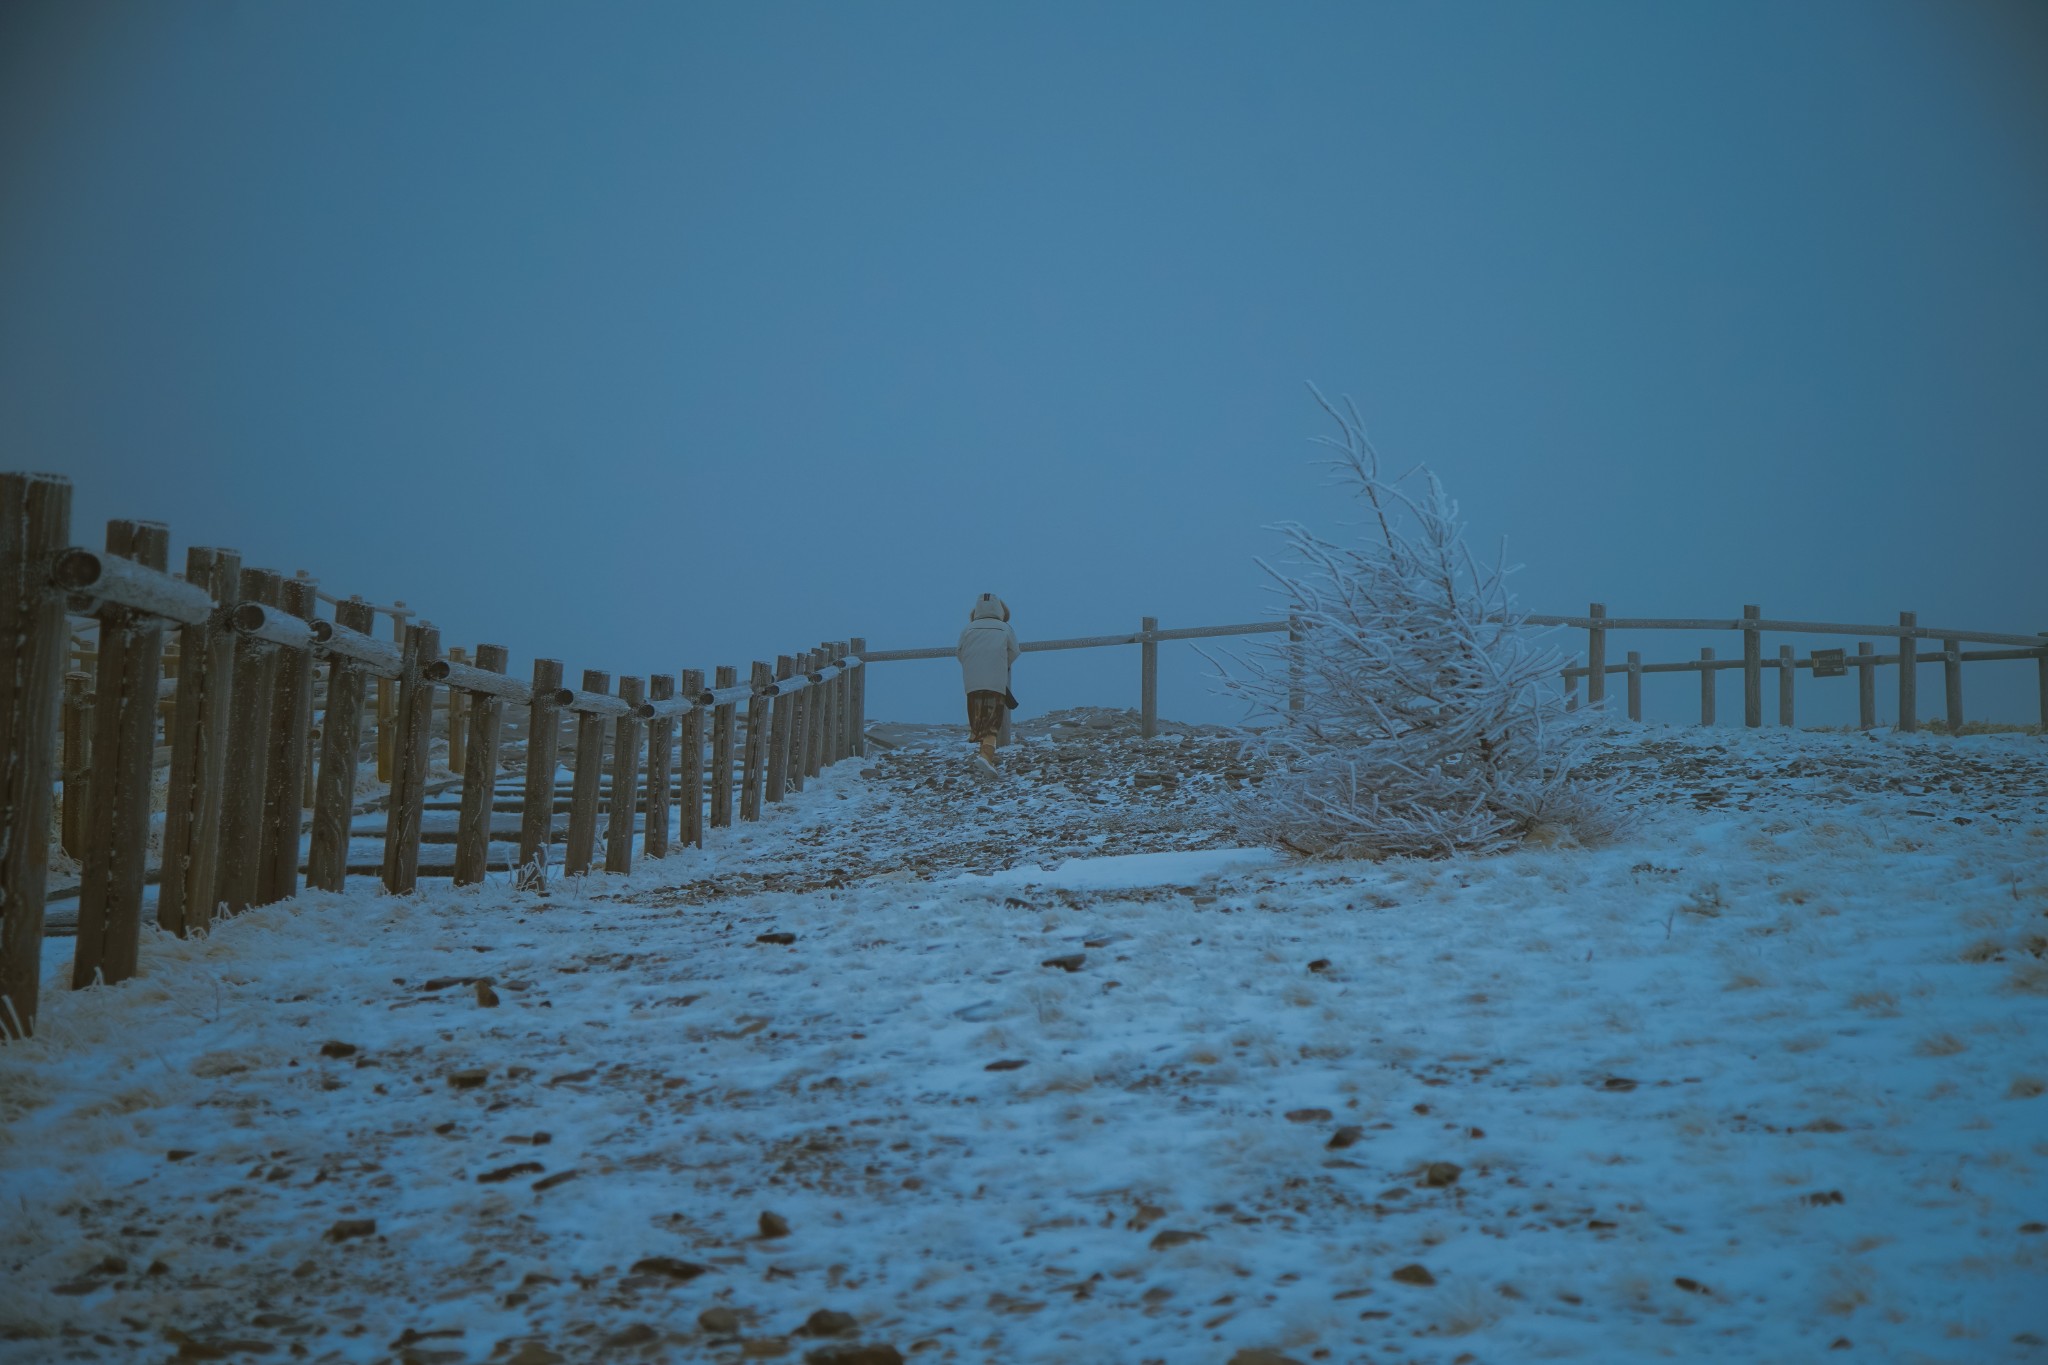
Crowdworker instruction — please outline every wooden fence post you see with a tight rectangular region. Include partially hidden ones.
[834,641,854,761]
[1942,638,1964,733]
[2037,634,2048,729]
[217,567,281,916]
[1777,643,1795,728]
[564,669,609,876]
[679,667,706,847]
[849,636,867,757]
[710,664,737,827]
[1698,648,1715,726]
[445,645,469,776]
[1857,642,1877,730]
[1586,603,1607,710]
[1741,604,1762,728]
[258,576,317,906]
[1898,611,1917,732]
[157,545,239,933]
[307,597,375,893]
[1138,616,1160,738]
[453,643,509,887]
[644,674,675,858]
[517,658,565,880]
[375,604,403,781]
[0,472,71,1040]
[72,519,170,990]
[814,642,837,766]
[767,655,795,804]
[380,622,440,895]
[1625,650,1642,722]
[61,672,89,858]
[1564,673,1578,711]
[603,676,644,874]
[741,661,770,820]
[785,654,810,795]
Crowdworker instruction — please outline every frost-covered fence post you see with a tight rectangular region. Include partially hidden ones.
[1586,602,1607,709]
[1942,638,1963,732]
[306,598,378,893]
[1698,648,1715,726]
[0,472,71,1041]
[804,651,827,780]
[834,641,854,761]
[452,643,510,887]
[257,577,317,906]
[603,675,643,874]
[678,667,706,848]
[374,606,399,782]
[1897,611,1918,732]
[1856,642,1877,730]
[740,661,770,821]
[643,674,674,859]
[444,645,468,776]
[380,621,440,895]
[517,658,565,877]
[1777,643,1795,727]
[785,654,810,795]
[1140,615,1159,739]
[564,669,610,876]
[1741,604,1762,728]
[766,655,795,804]
[217,567,281,916]
[71,519,171,990]
[60,672,89,857]
[1625,650,1643,722]
[710,664,737,827]
[849,636,867,757]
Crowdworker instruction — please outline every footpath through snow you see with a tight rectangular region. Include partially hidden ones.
[3,711,2046,1365]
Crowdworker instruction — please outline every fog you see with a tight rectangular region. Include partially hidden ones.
[4,1,2043,730]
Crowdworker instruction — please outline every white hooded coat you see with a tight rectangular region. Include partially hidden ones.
[957,595,1020,695]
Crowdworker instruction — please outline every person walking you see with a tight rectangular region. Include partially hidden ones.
[957,593,1019,772]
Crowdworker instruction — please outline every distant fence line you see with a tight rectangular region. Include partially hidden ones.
[1,472,866,1041]
[865,605,2048,737]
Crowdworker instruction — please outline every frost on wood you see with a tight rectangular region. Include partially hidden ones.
[1214,388,1626,859]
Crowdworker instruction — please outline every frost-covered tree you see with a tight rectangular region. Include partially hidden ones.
[1215,388,1626,859]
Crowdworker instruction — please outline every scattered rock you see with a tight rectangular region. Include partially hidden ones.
[503,1344,564,1365]
[1147,1229,1207,1251]
[1284,1108,1333,1124]
[628,1257,711,1282]
[325,1218,376,1242]
[475,981,500,1008]
[447,1068,489,1089]
[699,1306,742,1335]
[983,1058,1028,1071]
[605,1324,659,1348]
[1327,1126,1365,1150]
[1673,1276,1711,1295]
[477,1162,545,1184]
[1803,1190,1846,1206]
[532,1170,579,1192]
[318,1042,357,1059]
[758,932,798,945]
[1040,953,1086,972]
[798,1308,859,1337]
[803,1346,904,1365]
[1391,1264,1436,1287]
[1422,1161,1463,1187]
[1229,1351,1307,1365]
[166,1149,195,1162]
[2020,1222,2046,1234]
[1307,959,1331,972]
[1599,1076,1638,1092]
[759,1211,790,1239]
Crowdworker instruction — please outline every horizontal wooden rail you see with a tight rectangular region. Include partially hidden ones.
[51,548,215,625]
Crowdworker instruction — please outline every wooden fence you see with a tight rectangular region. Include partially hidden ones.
[0,472,867,1041]
[863,605,2048,737]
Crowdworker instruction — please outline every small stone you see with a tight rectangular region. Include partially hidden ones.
[802,1347,905,1365]
[166,1150,195,1162]
[759,1211,790,1239]
[1600,1076,1638,1092]
[605,1324,659,1348]
[318,1042,357,1059]
[325,1218,376,1242]
[1147,1229,1207,1251]
[1391,1264,1436,1287]
[531,1170,579,1192]
[629,1256,711,1282]
[1229,1351,1307,1365]
[1307,959,1331,973]
[1284,1108,1333,1124]
[699,1306,742,1335]
[1040,953,1085,972]
[1422,1162,1463,1187]
[475,981,500,1008]
[1673,1276,1710,1295]
[983,1059,1028,1071]
[504,1345,564,1365]
[757,932,797,945]
[2019,1222,2046,1234]
[477,1162,545,1184]
[1326,1126,1365,1150]
[1828,1339,1852,1351]
[799,1308,858,1337]
[447,1068,489,1089]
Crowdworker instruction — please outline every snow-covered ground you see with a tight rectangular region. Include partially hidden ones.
[3,717,2045,1364]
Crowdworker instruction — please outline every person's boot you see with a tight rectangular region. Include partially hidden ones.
[977,735,998,772]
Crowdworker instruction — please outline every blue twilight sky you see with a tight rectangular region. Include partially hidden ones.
[3,1,2044,727]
